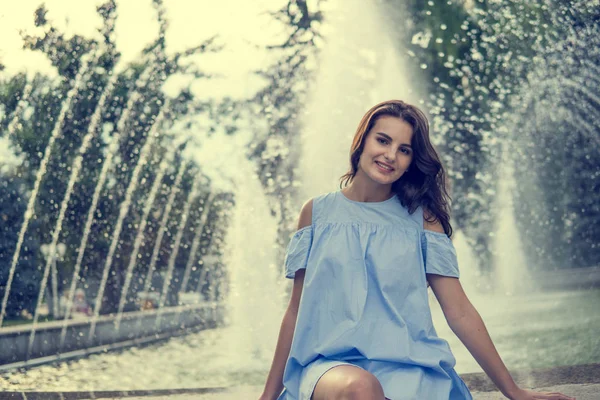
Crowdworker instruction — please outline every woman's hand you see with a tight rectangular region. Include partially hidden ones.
[508,387,575,400]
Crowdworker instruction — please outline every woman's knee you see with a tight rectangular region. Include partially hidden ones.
[339,373,385,399]
[312,365,385,400]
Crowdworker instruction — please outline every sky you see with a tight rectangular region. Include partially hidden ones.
[0,0,290,98]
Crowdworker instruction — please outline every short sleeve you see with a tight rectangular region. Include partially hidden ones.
[421,230,460,278]
[284,225,313,279]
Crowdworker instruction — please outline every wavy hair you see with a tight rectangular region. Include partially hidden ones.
[339,100,453,237]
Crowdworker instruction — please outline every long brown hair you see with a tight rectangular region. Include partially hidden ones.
[339,100,453,237]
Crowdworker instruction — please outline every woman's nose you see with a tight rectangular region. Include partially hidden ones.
[385,148,395,161]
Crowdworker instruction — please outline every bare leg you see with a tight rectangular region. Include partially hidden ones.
[311,365,389,400]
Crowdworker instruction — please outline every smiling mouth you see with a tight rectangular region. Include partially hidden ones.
[375,161,394,172]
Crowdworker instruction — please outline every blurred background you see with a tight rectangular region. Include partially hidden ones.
[0,0,598,393]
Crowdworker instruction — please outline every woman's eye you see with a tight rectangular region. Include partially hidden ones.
[400,148,411,155]
[377,138,387,144]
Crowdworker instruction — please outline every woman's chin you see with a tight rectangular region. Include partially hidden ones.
[368,172,398,185]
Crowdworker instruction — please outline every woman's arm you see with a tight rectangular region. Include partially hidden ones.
[428,275,574,400]
[260,270,305,400]
[424,215,574,400]
[260,199,313,400]
[428,275,518,397]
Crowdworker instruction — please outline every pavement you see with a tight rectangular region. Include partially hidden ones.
[125,383,600,399]
[3,363,598,399]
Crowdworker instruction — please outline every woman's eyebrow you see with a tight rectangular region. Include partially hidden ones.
[376,132,412,147]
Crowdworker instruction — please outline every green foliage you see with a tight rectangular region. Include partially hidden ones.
[383,0,600,275]
[0,176,42,318]
[383,0,502,271]
[511,0,600,270]
[0,1,235,319]
[247,0,324,256]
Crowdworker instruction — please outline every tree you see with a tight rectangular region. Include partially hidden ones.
[381,0,600,277]
[0,174,42,319]
[0,0,232,319]
[246,0,325,259]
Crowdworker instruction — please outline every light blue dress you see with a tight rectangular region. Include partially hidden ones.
[277,190,473,400]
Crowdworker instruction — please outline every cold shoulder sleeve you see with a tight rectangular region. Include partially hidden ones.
[284,225,313,279]
[421,230,460,278]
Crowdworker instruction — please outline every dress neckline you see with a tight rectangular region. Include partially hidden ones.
[337,189,398,205]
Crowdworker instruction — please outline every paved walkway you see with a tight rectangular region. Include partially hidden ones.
[122,383,599,399]
[7,363,599,399]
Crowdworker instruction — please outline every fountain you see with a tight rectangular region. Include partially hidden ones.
[135,156,187,331]
[0,0,229,368]
[177,192,216,305]
[155,166,199,326]
[114,140,182,330]
[62,65,152,328]
[1,51,96,328]
[5,79,33,140]
[87,101,170,342]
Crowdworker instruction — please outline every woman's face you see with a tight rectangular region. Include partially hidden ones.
[357,115,414,185]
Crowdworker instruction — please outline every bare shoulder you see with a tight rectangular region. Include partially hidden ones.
[287,198,313,312]
[296,198,314,230]
[423,207,445,234]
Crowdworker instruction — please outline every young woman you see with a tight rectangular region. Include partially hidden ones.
[260,100,574,400]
